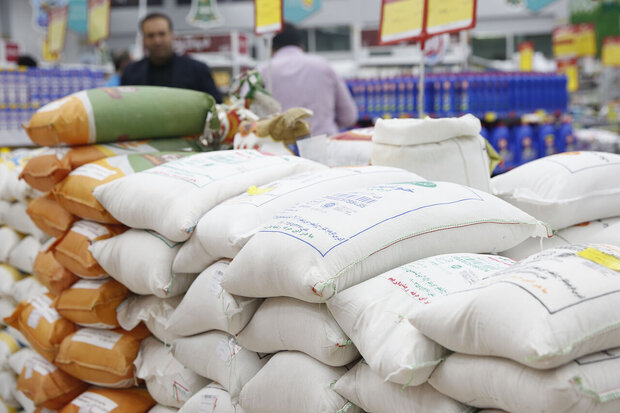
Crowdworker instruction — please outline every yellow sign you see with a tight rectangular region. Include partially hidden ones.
[426,0,475,35]
[47,6,68,55]
[519,42,533,72]
[578,247,620,271]
[255,0,283,35]
[379,0,424,44]
[88,0,111,44]
[602,37,620,67]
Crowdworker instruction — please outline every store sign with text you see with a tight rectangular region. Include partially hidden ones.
[173,34,249,56]
[602,36,620,67]
[254,0,283,35]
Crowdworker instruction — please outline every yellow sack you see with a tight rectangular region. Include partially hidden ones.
[59,388,155,413]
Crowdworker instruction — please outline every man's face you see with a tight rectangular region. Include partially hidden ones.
[142,17,174,64]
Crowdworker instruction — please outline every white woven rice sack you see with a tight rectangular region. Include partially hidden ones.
[0,328,25,370]
[371,115,491,192]
[171,331,269,402]
[13,390,35,413]
[429,350,620,413]
[11,277,47,303]
[5,170,42,203]
[0,228,21,263]
[410,244,620,369]
[0,299,16,326]
[171,234,217,275]
[135,337,210,408]
[238,351,361,413]
[327,253,515,386]
[0,265,23,299]
[0,201,10,225]
[0,370,17,408]
[166,260,261,337]
[148,405,179,413]
[8,236,41,274]
[178,383,242,413]
[237,297,359,367]
[334,360,472,413]
[501,217,620,260]
[4,202,48,243]
[91,229,195,298]
[190,166,421,261]
[491,151,620,230]
[117,295,182,344]
[8,348,37,375]
[94,150,326,242]
[222,180,549,303]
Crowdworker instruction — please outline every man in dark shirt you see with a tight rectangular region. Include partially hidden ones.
[121,12,223,103]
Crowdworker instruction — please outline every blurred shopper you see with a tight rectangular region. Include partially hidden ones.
[259,22,358,137]
[104,49,132,87]
[121,12,222,102]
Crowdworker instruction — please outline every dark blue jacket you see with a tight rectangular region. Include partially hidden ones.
[121,54,223,103]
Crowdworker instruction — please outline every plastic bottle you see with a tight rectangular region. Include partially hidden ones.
[537,120,557,157]
[490,123,515,173]
[513,122,538,165]
[556,119,575,152]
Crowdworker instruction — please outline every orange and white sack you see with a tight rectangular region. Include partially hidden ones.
[166,260,260,337]
[429,350,620,413]
[54,326,150,388]
[59,388,156,413]
[94,150,326,242]
[237,297,359,367]
[238,351,361,413]
[222,180,550,303]
[178,383,242,413]
[26,193,76,238]
[91,229,193,298]
[135,337,210,408]
[410,244,620,369]
[171,331,269,402]
[10,277,48,303]
[491,151,620,230]
[33,241,80,296]
[8,236,41,274]
[117,295,182,344]
[17,354,87,411]
[53,278,128,328]
[4,293,76,362]
[8,347,37,375]
[371,115,491,192]
[327,253,515,386]
[53,220,125,279]
[334,360,471,413]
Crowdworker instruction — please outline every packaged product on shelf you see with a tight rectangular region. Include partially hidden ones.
[53,278,128,329]
[54,325,150,388]
[59,388,156,413]
[0,265,25,298]
[491,151,620,230]
[171,331,270,401]
[409,244,620,369]
[166,260,261,337]
[0,227,21,263]
[178,383,240,413]
[236,296,359,367]
[26,193,76,238]
[17,353,88,410]
[334,360,471,413]
[52,220,126,279]
[222,180,550,303]
[4,293,76,362]
[238,351,361,413]
[8,236,41,273]
[25,86,219,147]
[93,150,326,242]
[371,115,492,192]
[33,241,80,296]
[20,137,204,192]
[327,253,515,386]
[90,229,194,298]
[501,217,620,260]
[53,152,192,224]
[429,351,620,413]
[4,202,49,243]
[116,295,182,344]
[134,337,210,408]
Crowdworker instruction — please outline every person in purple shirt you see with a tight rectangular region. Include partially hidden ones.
[258,23,358,137]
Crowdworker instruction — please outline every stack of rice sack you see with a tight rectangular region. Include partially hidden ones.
[1,86,219,413]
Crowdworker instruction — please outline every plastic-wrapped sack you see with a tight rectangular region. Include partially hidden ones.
[17,353,88,410]
[53,152,191,224]
[238,351,361,413]
[410,244,620,369]
[24,86,218,147]
[4,293,76,362]
[26,193,76,238]
[20,138,202,192]
[59,388,156,413]
[54,325,150,388]
[178,383,242,413]
[117,295,182,344]
[52,220,126,279]
[94,150,326,242]
[222,180,550,303]
[135,337,210,408]
[53,278,128,328]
